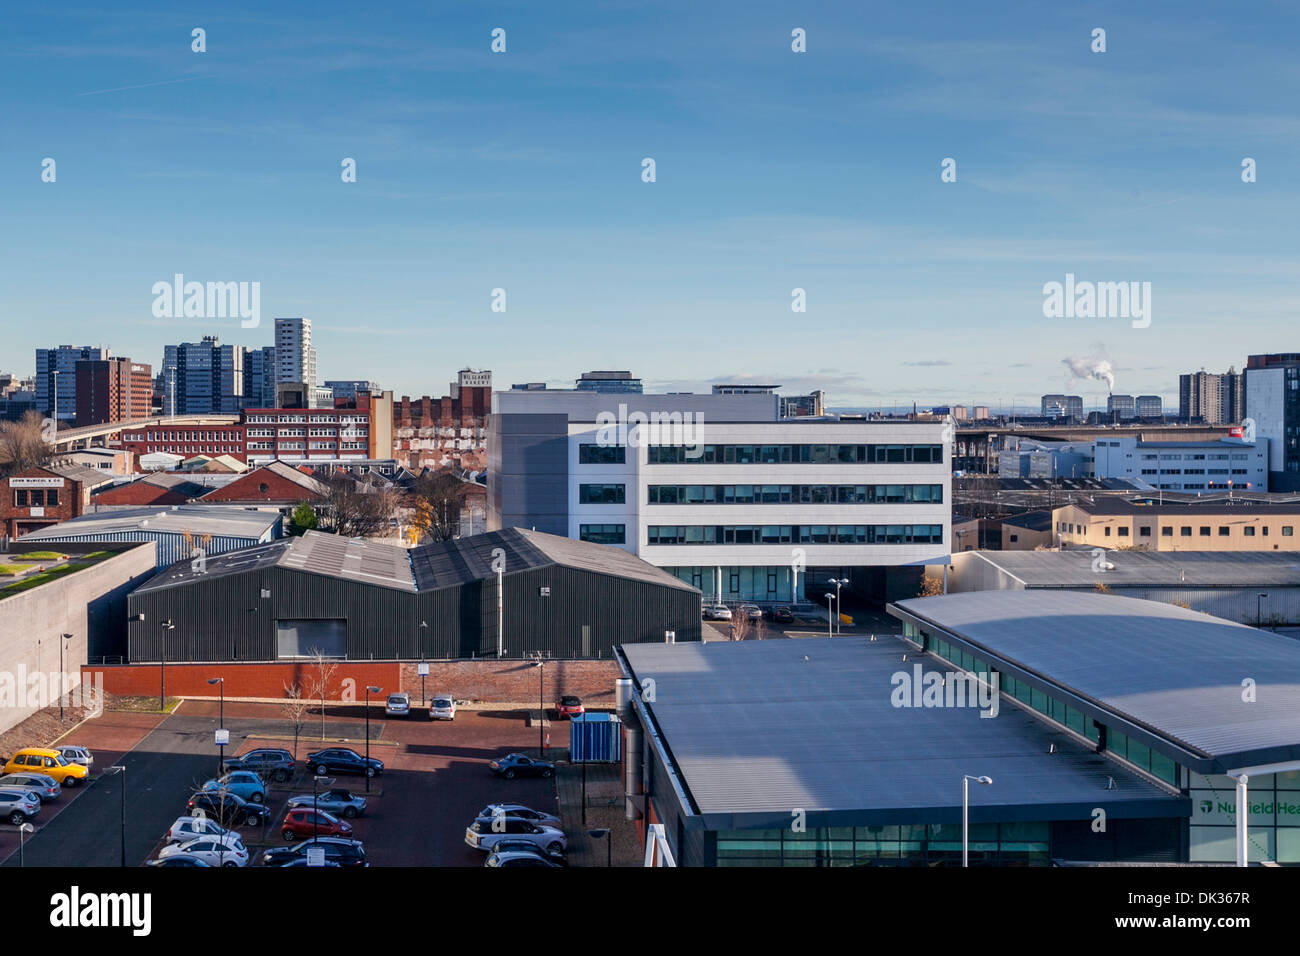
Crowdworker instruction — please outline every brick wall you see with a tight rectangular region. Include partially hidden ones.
[86,658,621,704]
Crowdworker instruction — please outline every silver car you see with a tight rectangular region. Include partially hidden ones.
[0,788,42,824]
[55,746,93,768]
[385,693,411,718]
[0,773,60,802]
[429,694,456,721]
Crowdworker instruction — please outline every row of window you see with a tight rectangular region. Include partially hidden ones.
[143,431,242,442]
[1140,453,1252,461]
[579,484,626,504]
[716,823,1051,866]
[644,484,945,504]
[647,443,945,464]
[578,524,625,544]
[13,489,59,507]
[647,524,945,545]
[1068,523,1296,538]
[246,415,368,424]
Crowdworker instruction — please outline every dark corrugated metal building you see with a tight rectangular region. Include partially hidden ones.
[126,528,701,662]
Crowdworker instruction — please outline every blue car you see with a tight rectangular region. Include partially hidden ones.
[201,770,268,804]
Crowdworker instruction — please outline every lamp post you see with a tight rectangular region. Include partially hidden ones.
[962,774,993,867]
[824,593,834,638]
[588,828,612,867]
[105,765,126,867]
[18,822,33,867]
[51,369,59,428]
[830,578,849,635]
[364,686,381,793]
[532,659,545,757]
[59,632,72,721]
[312,773,334,843]
[159,620,174,712]
[207,677,225,775]
[418,621,429,704]
[496,565,504,657]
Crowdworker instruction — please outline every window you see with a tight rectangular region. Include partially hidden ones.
[1118,527,1129,537]
[1200,527,1211,536]
[1284,527,1294,537]
[1139,526,1151,538]
[1244,526,1256,537]
[1104,527,1112,537]
[1218,526,1230,536]
[1009,534,1018,542]
[578,444,625,464]
[1180,527,1192,537]
[579,524,625,544]
[579,484,625,504]
[1161,527,1172,536]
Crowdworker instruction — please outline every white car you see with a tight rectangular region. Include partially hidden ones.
[429,694,456,721]
[55,746,93,767]
[465,816,567,855]
[385,692,411,717]
[478,803,561,827]
[167,814,232,844]
[157,833,249,867]
[702,604,733,621]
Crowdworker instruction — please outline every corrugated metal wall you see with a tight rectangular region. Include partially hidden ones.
[127,562,702,662]
[1077,586,1300,626]
[34,530,274,569]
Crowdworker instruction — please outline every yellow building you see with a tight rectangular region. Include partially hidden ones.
[1053,498,1300,551]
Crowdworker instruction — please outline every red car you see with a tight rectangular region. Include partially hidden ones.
[555,695,584,719]
[280,807,354,842]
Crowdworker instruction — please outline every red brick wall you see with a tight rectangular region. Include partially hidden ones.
[201,469,324,503]
[85,658,621,704]
[93,483,189,507]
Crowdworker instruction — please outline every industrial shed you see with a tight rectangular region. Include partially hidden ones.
[126,528,701,662]
[944,549,1300,628]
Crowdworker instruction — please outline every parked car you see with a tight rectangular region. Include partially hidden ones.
[285,789,367,819]
[465,816,567,855]
[738,604,763,621]
[221,748,294,782]
[157,833,249,868]
[702,604,732,620]
[488,753,555,779]
[306,748,384,778]
[0,773,60,802]
[766,606,795,623]
[384,692,411,718]
[555,695,584,719]
[486,847,566,868]
[146,857,211,867]
[262,837,367,867]
[274,857,341,868]
[54,746,93,768]
[429,694,456,721]
[281,807,353,841]
[200,770,267,804]
[0,789,41,825]
[186,790,270,827]
[167,815,232,844]
[477,803,561,827]
[2,748,88,787]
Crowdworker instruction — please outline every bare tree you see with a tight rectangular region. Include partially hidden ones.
[0,411,55,477]
[321,472,398,538]
[730,611,754,641]
[408,471,468,542]
[281,682,311,766]
[305,651,340,741]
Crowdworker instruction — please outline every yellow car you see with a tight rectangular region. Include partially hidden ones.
[3,748,88,787]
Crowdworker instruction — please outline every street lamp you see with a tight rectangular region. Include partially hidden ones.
[824,593,835,639]
[17,822,33,867]
[830,578,849,635]
[418,621,429,704]
[532,659,545,757]
[159,620,174,712]
[312,773,335,843]
[496,564,504,657]
[105,765,126,867]
[207,677,225,775]
[962,774,993,867]
[364,686,381,793]
[59,632,73,721]
[587,828,612,867]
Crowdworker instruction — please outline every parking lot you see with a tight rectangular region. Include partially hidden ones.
[0,700,568,867]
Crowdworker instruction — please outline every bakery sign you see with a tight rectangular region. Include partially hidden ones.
[10,477,65,488]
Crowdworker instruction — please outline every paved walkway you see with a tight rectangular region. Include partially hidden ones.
[555,758,641,867]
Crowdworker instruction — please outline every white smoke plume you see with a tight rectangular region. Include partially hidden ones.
[1062,355,1115,391]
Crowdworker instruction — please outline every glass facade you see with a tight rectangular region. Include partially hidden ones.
[647,483,943,504]
[1189,770,1300,864]
[578,524,625,544]
[716,822,1050,866]
[667,566,801,602]
[647,524,944,545]
[647,443,943,464]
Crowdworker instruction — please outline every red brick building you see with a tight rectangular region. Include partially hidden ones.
[118,422,247,460]
[74,357,152,426]
[394,369,490,470]
[1,464,114,540]
[198,460,328,506]
[90,473,212,508]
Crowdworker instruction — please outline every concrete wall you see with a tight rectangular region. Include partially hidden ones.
[0,542,156,735]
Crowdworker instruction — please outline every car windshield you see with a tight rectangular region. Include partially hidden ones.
[51,754,69,766]
[433,698,451,707]
[387,696,405,705]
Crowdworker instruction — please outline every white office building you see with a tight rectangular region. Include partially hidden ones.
[274,317,317,390]
[489,391,951,605]
[1092,436,1269,491]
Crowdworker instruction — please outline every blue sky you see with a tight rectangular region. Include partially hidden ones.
[2,1,1296,409]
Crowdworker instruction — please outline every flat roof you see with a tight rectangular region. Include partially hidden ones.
[888,590,1300,771]
[1069,498,1298,516]
[619,638,1183,829]
[18,506,281,540]
[956,549,1300,588]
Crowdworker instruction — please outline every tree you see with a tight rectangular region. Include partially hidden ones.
[409,471,468,543]
[0,411,55,477]
[320,472,397,539]
[305,651,340,741]
[281,682,310,767]
[288,502,319,536]
[918,575,944,597]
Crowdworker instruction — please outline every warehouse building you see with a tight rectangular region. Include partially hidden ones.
[18,505,282,569]
[126,527,701,663]
[945,549,1300,627]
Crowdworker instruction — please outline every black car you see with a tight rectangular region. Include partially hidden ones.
[486,839,568,865]
[222,748,295,782]
[146,857,212,867]
[766,606,795,624]
[262,837,367,867]
[306,748,384,778]
[186,790,270,827]
[488,753,555,779]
